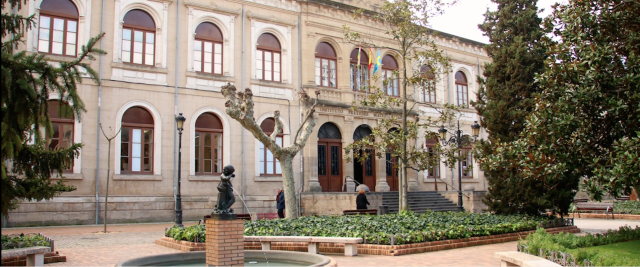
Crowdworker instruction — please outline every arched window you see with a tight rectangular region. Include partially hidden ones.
[193,22,223,74]
[455,71,469,108]
[122,10,156,66]
[47,100,74,171]
[420,65,436,103]
[425,138,440,178]
[350,48,369,91]
[121,107,154,173]
[38,0,79,56]
[315,42,337,88]
[195,113,223,175]
[256,33,281,82]
[382,55,399,96]
[259,118,282,176]
[353,125,375,191]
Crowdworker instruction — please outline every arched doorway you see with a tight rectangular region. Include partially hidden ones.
[385,128,399,191]
[353,125,376,191]
[317,122,342,192]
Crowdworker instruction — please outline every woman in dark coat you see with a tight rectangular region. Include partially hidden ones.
[356,189,370,210]
[276,188,285,218]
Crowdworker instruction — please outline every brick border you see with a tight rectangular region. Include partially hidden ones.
[155,236,206,251]
[0,251,66,266]
[156,226,579,256]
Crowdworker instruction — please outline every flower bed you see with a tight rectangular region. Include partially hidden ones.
[1,234,51,250]
[518,226,640,266]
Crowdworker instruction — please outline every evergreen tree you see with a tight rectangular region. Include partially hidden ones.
[473,0,547,215]
[479,0,639,215]
[1,0,105,215]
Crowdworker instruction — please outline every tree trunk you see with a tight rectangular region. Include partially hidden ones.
[279,154,298,218]
[401,55,409,211]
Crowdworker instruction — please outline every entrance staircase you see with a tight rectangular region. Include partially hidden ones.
[381,191,459,213]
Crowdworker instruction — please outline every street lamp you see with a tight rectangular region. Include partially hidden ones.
[438,120,481,212]
[175,113,186,227]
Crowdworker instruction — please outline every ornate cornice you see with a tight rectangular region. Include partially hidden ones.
[184,1,241,16]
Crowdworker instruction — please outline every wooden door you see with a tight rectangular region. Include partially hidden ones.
[386,152,399,191]
[362,148,376,191]
[318,140,342,192]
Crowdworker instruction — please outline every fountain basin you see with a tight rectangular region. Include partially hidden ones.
[116,250,331,267]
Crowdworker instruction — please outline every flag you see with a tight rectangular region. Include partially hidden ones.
[373,49,381,74]
[368,47,373,70]
[357,44,361,67]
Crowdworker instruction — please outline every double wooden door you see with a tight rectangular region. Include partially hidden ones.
[354,149,376,191]
[318,139,342,192]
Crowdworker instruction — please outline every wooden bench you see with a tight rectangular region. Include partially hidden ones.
[573,198,588,203]
[343,209,377,215]
[245,236,363,256]
[574,202,615,219]
[1,246,51,266]
[236,214,252,220]
[616,195,630,201]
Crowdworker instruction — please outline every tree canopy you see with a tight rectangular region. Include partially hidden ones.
[1,0,104,215]
[477,0,640,215]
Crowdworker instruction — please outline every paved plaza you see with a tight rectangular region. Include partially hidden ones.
[2,218,638,266]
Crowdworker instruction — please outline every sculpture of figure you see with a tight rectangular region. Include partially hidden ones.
[213,165,236,214]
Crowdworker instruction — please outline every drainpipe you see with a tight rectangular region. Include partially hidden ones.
[173,0,182,211]
[95,0,106,225]
[297,12,303,217]
[241,5,246,214]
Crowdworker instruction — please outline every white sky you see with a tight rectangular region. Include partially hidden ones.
[428,0,567,44]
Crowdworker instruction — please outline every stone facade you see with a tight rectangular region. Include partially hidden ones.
[4,0,490,227]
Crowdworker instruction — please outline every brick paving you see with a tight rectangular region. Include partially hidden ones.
[0,218,637,266]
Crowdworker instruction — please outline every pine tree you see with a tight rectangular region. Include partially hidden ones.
[1,0,105,215]
[473,0,547,214]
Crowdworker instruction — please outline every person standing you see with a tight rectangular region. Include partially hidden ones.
[276,188,285,218]
[356,189,370,210]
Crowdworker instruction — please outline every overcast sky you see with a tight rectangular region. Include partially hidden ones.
[428,0,567,44]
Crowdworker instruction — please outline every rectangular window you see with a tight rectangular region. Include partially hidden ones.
[38,15,77,56]
[47,122,74,171]
[426,145,440,178]
[259,137,283,176]
[193,40,202,72]
[456,84,468,107]
[122,28,154,66]
[121,127,153,173]
[318,145,326,176]
[214,43,222,74]
[350,64,369,91]
[256,50,263,80]
[423,87,436,103]
[462,148,472,178]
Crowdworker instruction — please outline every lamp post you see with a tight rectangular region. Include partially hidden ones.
[175,113,186,227]
[438,120,481,212]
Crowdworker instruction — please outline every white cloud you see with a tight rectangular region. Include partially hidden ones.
[428,0,566,44]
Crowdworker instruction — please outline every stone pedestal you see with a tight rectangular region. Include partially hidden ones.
[205,214,244,267]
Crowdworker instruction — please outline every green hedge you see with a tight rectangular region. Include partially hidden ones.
[1,234,51,250]
[519,226,640,266]
[614,201,640,214]
[166,211,562,245]
[242,211,559,245]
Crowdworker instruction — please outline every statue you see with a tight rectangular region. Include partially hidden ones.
[213,165,236,214]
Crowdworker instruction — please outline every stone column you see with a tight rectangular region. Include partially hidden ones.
[206,214,244,266]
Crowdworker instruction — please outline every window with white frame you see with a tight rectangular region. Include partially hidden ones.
[121,10,155,66]
[194,113,223,174]
[37,0,79,56]
[315,42,337,88]
[426,138,440,178]
[420,65,436,104]
[256,33,281,82]
[120,106,154,173]
[350,48,369,91]
[382,55,399,96]
[258,118,282,176]
[455,71,469,108]
[193,22,223,75]
[46,100,75,172]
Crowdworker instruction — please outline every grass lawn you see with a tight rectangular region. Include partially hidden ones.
[573,240,640,260]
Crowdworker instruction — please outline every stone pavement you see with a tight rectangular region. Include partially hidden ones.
[1,218,637,266]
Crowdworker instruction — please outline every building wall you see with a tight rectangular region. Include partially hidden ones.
[5,0,490,227]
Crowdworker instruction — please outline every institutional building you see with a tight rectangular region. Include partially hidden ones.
[6,0,490,226]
